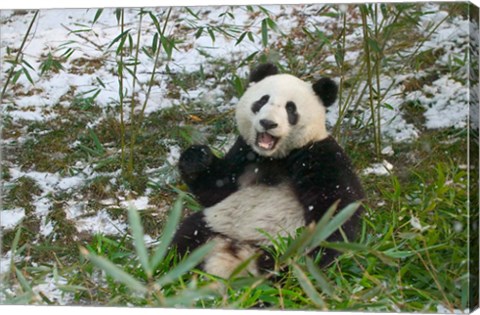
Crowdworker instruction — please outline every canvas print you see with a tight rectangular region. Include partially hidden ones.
[0,1,478,313]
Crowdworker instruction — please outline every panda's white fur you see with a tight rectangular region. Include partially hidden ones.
[204,182,305,246]
[203,236,259,278]
[236,74,329,158]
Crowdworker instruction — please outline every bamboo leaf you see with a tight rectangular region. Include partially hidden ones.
[127,205,151,277]
[247,31,254,43]
[93,9,103,24]
[305,257,336,298]
[266,17,278,32]
[278,225,314,263]
[152,33,158,53]
[115,9,122,24]
[22,67,34,84]
[22,60,35,70]
[96,77,106,88]
[207,28,215,43]
[108,29,131,49]
[163,287,216,308]
[235,31,248,46]
[88,128,105,155]
[261,19,268,47]
[9,225,23,275]
[194,27,204,39]
[321,241,396,266]
[156,242,215,287]
[12,69,22,84]
[383,243,446,259]
[149,12,161,34]
[367,38,381,53]
[309,202,361,250]
[292,263,327,310]
[160,35,174,59]
[150,195,184,270]
[80,247,148,294]
[229,252,260,279]
[15,267,33,293]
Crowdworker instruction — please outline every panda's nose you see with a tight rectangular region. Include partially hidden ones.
[260,119,278,130]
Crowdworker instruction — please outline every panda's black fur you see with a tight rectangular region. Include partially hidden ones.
[171,63,365,278]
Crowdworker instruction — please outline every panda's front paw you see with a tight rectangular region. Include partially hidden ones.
[179,145,215,181]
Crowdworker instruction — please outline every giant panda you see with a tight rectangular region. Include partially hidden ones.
[171,63,365,279]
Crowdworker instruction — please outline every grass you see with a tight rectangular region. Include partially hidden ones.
[0,2,477,312]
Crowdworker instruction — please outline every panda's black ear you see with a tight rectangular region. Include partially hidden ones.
[312,78,338,107]
[249,63,278,83]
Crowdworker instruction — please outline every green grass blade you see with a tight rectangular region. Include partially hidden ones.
[156,242,215,287]
[280,201,341,263]
[127,205,151,278]
[162,287,217,308]
[9,226,23,275]
[80,247,147,294]
[305,257,336,299]
[150,195,183,270]
[88,128,105,155]
[229,252,260,279]
[15,267,33,294]
[321,241,397,266]
[278,225,315,263]
[292,263,327,310]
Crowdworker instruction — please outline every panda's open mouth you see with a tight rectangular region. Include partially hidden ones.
[256,132,279,151]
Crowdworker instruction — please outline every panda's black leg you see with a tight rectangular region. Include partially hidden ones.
[256,248,276,274]
[171,211,215,257]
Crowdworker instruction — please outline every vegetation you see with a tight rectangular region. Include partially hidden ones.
[0,2,477,312]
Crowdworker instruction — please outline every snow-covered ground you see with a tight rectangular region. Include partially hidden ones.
[0,2,477,306]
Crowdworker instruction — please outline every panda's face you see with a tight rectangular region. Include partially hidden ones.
[235,74,329,158]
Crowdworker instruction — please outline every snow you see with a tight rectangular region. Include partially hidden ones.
[120,196,150,210]
[437,304,470,314]
[0,208,25,229]
[381,146,394,156]
[63,201,128,235]
[32,275,73,305]
[0,251,14,275]
[166,145,182,166]
[362,160,394,176]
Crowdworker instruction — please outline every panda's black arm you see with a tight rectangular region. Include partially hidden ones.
[178,137,255,207]
[287,137,365,264]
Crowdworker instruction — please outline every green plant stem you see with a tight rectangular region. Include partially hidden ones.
[374,4,382,156]
[127,8,172,177]
[333,8,348,140]
[0,10,39,103]
[125,9,145,180]
[118,9,127,173]
[361,5,381,159]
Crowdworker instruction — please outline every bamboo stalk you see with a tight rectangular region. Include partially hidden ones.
[0,10,39,103]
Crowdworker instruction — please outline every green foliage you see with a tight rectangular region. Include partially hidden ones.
[1,10,39,100]
[39,52,65,76]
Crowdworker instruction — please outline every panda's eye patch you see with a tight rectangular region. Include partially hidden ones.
[286,101,299,125]
[251,95,270,113]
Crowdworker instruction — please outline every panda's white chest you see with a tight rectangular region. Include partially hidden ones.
[204,164,306,245]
